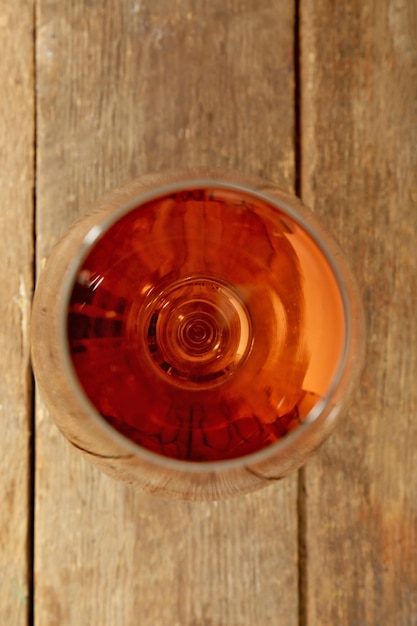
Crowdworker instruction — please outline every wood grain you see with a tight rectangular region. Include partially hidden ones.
[35,1,298,624]
[301,0,417,624]
[0,1,34,624]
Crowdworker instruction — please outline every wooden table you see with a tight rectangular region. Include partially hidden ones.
[1,1,416,624]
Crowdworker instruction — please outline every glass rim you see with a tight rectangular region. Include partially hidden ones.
[58,175,354,474]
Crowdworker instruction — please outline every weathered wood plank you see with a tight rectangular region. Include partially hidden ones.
[0,1,34,624]
[301,0,417,624]
[35,1,298,624]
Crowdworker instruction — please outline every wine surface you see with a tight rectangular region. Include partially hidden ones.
[67,187,345,461]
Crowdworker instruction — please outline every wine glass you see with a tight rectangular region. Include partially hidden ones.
[31,169,364,499]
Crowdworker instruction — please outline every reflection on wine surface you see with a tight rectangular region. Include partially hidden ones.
[67,187,345,462]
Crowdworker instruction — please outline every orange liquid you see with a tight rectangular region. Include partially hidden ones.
[67,188,345,461]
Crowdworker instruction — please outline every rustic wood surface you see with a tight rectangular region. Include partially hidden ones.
[35,1,298,626]
[0,0,415,624]
[0,1,34,625]
[301,1,417,625]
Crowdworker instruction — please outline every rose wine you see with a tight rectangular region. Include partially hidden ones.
[67,187,345,462]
